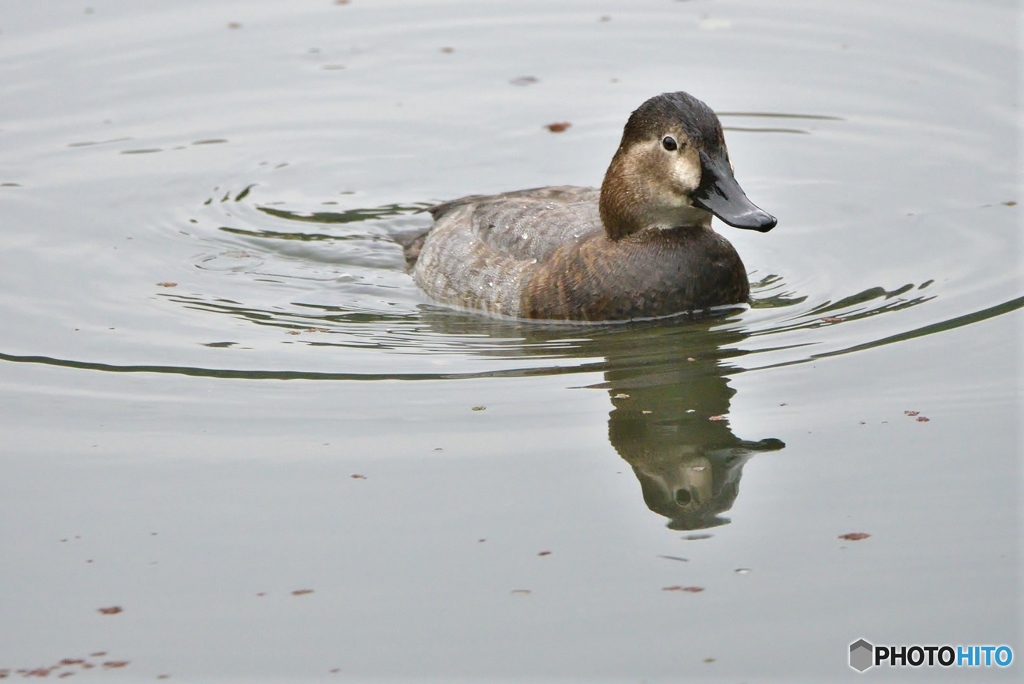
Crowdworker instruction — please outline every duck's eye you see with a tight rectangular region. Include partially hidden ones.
[662,136,678,152]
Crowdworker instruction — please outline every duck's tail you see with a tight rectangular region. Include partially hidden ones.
[395,230,429,271]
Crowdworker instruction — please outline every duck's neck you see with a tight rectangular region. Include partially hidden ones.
[599,148,710,241]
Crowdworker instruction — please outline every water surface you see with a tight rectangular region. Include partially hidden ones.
[0,0,1019,681]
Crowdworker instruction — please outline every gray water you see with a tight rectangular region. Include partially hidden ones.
[0,0,1020,681]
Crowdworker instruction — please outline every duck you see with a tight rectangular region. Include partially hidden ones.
[404,91,776,321]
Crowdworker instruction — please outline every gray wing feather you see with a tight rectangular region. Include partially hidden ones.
[412,186,603,316]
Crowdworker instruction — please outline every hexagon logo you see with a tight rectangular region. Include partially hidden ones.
[849,639,874,672]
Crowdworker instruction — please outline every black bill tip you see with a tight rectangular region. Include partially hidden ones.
[720,206,777,232]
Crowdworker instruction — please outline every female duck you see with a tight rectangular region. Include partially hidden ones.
[407,91,776,321]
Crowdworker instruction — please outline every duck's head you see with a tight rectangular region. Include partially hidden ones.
[600,91,777,240]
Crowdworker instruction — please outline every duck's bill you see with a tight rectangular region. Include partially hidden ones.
[692,151,777,232]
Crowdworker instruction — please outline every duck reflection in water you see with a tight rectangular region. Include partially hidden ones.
[413,308,785,531]
[600,343,783,530]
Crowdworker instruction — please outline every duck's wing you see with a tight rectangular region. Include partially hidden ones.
[411,186,603,317]
[465,186,603,262]
[406,187,597,270]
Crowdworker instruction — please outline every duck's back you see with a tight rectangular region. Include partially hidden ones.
[411,186,603,317]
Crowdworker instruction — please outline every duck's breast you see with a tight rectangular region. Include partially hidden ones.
[520,227,749,321]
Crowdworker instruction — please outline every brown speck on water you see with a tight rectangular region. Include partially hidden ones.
[708,415,726,421]
[537,551,551,556]
[287,330,300,335]
[227,22,241,29]
[663,586,704,592]
[102,661,128,669]
[821,316,843,323]
[351,474,366,479]
[478,538,486,543]
[335,0,350,4]
[291,589,314,596]
[256,592,267,597]
[546,122,571,133]
[510,589,531,595]
[471,405,486,411]
[97,606,122,615]
[839,532,870,541]
[599,15,611,21]
[703,657,716,663]
[509,76,539,86]
[156,282,177,288]
[916,416,930,422]
[904,410,919,416]
[58,673,74,678]
[440,46,454,53]
[157,676,171,680]
[1003,200,1016,206]
[58,660,84,667]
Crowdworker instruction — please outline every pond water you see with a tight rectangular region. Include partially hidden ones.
[0,0,1019,681]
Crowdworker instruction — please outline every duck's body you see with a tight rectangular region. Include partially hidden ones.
[407,92,776,322]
